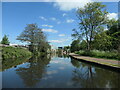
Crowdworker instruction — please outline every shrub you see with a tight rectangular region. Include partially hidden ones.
[2,46,32,60]
[76,50,120,60]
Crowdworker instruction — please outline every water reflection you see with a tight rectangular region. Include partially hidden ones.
[15,55,51,87]
[71,58,119,88]
[51,53,69,59]
[2,54,120,88]
[71,58,81,68]
[2,57,29,71]
[57,53,69,58]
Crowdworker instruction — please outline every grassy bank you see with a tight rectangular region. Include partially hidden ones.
[2,46,32,60]
[75,50,120,60]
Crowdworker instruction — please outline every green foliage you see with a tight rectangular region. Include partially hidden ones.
[70,39,80,52]
[92,19,119,52]
[72,2,108,51]
[63,46,70,53]
[63,46,70,51]
[2,46,32,60]
[93,31,112,51]
[79,40,87,50]
[76,50,120,60]
[1,35,10,45]
[107,19,118,30]
[106,20,120,51]
[71,2,119,60]
[17,24,50,54]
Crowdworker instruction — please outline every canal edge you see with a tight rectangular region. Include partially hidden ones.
[69,53,120,71]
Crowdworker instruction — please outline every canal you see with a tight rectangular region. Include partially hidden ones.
[2,54,120,88]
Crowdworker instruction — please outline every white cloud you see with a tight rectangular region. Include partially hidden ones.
[49,17,62,24]
[59,67,65,70]
[63,13,67,17]
[46,70,58,75]
[42,29,58,33]
[39,16,47,21]
[66,19,75,23]
[41,24,53,28]
[50,60,70,65]
[107,13,118,20]
[49,40,63,43]
[49,37,71,43]
[50,17,57,21]
[42,76,53,80]
[58,34,65,36]
[54,0,92,11]
[57,21,61,24]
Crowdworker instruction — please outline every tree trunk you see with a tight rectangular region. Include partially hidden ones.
[87,41,90,51]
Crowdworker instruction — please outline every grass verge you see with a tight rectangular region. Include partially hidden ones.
[1,46,32,60]
[75,50,120,60]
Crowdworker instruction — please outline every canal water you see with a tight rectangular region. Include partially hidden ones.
[1,54,120,88]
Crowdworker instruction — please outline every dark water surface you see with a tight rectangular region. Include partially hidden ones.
[2,54,120,88]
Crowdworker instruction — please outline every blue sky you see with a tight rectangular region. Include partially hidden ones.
[2,2,118,47]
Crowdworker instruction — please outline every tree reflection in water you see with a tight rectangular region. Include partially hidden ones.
[16,54,51,88]
[71,58,95,88]
[2,57,29,71]
[71,58,120,88]
[57,53,69,58]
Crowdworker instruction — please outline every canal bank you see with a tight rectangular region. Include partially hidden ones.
[69,53,120,70]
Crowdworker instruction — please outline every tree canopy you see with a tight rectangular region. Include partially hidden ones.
[17,24,50,54]
[70,39,80,52]
[1,35,10,45]
[72,2,108,51]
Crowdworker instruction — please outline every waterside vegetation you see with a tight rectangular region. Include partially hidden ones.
[71,2,120,60]
[2,46,32,60]
[75,50,120,60]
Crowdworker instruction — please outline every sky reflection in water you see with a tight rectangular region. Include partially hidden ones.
[2,54,120,88]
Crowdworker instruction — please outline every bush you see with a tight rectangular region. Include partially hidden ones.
[2,46,32,60]
[76,50,120,60]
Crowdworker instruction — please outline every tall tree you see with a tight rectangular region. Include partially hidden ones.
[93,31,112,51]
[107,19,120,52]
[72,2,108,51]
[17,24,38,52]
[79,40,87,50]
[17,24,49,53]
[70,39,80,52]
[107,18,117,30]
[1,35,10,45]
[63,46,70,53]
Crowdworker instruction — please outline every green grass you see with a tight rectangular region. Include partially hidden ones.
[2,46,32,60]
[75,50,120,60]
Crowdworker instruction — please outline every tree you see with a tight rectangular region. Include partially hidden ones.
[1,35,10,45]
[72,2,108,51]
[79,40,87,50]
[107,18,117,30]
[90,18,120,52]
[93,31,112,51]
[17,24,49,53]
[106,19,120,52]
[63,46,70,53]
[70,39,80,52]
